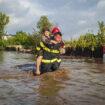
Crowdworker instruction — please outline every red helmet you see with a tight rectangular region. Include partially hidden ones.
[52,27,61,35]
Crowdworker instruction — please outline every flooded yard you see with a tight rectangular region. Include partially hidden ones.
[0,51,105,105]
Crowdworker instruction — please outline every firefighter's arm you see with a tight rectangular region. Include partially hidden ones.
[50,40,58,44]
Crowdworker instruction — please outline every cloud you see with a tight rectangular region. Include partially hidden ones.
[78,20,87,25]
[0,0,105,40]
[48,2,93,39]
[97,0,105,9]
[0,0,54,34]
[0,0,3,3]
[77,0,87,3]
[50,0,105,40]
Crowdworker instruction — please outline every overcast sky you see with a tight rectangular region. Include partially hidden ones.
[0,0,105,40]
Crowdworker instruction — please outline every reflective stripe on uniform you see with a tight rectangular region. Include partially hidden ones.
[35,54,38,59]
[36,47,40,51]
[42,58,57,63]
[35,54,37,57]
[57,59,61,63]
[40,42,59,53]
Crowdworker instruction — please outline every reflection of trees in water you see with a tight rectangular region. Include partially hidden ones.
[0,51,4,63]
[39,78,64,96]
[103,54,105,63]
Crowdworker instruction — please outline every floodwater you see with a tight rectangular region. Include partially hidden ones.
[0,51,105,105]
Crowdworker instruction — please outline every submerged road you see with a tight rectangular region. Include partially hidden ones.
[0,51,105,105]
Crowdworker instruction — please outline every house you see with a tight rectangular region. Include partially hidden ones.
[3,34,15,40]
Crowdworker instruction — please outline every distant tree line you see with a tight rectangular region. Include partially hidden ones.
[64,21,105,58]
[64,21,105,49]
[0,12,53,50]
[0,11,105,58]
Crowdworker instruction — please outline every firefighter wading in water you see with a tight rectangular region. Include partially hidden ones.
[36,32,62,74]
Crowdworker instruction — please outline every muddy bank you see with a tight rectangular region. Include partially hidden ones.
[0,68,70,80]
[41,69,70,80]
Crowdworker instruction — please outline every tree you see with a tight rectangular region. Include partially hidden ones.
[97,21,105,46]
[84,33,97,51]
[15,31,28,45]
[37,16,53,34]
[28,30,41,49]
[0,12,9,39]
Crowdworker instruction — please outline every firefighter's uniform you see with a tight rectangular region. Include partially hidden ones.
[36,41,61,74]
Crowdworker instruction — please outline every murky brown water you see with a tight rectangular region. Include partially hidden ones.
[0,51,105,105]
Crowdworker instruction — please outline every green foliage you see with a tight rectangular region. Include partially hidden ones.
[71,40,79,50]
[28,31,41,49]
[84,33,97,51]
[0,39,9,50]
[0,13,104,53]
[0,15,53,50]
[0,12,9,39]
[78,35,87,48]
[69,33,97,51]
[37,16,53,34]
[97,21,105,46]
[0,40,4,50]
[69,21,105,51]
[15,31,29,45]
[6,30,41,49]
[7,31,28,46]
[63,40,70,47]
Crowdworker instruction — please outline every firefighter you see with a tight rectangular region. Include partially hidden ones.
[36,32,62,74]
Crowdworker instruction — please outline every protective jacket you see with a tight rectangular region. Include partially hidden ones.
[36,38,61,73]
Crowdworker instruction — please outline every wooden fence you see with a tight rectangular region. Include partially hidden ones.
[65,47,103,58]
